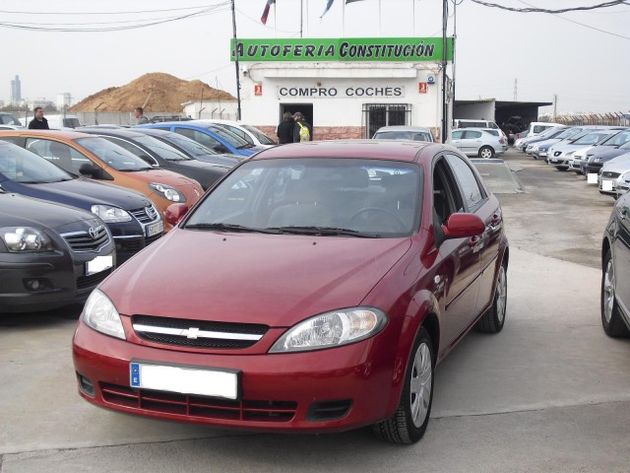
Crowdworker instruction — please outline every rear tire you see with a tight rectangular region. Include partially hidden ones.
[372,327,434,444]
[601,250,630,338]
[479,146,495,159]
[476,263,507,333]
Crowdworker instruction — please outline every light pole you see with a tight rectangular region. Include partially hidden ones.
[231,0,242,121]
[441,0,448,143]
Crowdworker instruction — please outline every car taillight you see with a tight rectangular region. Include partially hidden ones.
[500,137,506,144]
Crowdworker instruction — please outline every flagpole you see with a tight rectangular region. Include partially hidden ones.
[300,0,304,38]
[231,0,241,121]
[378,0,382,35]
[342,0,346,36]
[412,0,416,36]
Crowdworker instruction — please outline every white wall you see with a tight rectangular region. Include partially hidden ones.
[240,63,445,130]
[453,101,496,121]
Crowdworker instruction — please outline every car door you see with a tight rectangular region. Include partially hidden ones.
[174,128,231,155]
[613,197,630,315]
[25,138,93,176]
[432,156,482,348]
[462,130,483,155]
[445,154,501,315]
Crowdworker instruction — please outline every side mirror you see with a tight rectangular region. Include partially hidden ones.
[441,213,485,239]
[79,163,101,178]
[165,203,189,227]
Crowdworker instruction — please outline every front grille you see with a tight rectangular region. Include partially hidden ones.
[77,268,112,289]
[100,383,297,422]
[132,315,268,349]
[63,226,110,252]
[130,205,159,224]
[116,233,162,254]
[602,171,621,179]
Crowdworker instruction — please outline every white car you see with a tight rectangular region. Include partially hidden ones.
[568,146,596,173]
[449,128,508,159]
[599,154,630,197]
[548,130,620,170]
[202,119,276,148]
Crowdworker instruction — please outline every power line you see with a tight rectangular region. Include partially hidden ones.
[0,4,226,15]
[469,0,629,13]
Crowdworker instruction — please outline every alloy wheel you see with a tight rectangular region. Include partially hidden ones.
[603,260,615,323]
[410,342,432,428]
[480,148,493,159]
[496,266,507,323]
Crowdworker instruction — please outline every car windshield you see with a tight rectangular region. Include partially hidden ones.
[161,132,219,157]
[75,137,153,171]
[242,125,276,145]
[0,143,73,183]
[374,130,433,142]
[132,134,192,161]
[208,126,252,149]
[0,115,20,125]
[601,130,630,147]
[185,158,422,238]
[556,128,583,140]
[571,132,613,145]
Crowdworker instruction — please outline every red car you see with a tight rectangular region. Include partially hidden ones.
[73,141,509,444]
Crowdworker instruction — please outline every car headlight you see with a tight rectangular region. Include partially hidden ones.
[0,227,53,252]
[91,205,132,223]
[539,146,548,152]
[150,183,186,202]
[619,171,630,183]
[269,307,387,353]
[82,289,125,340]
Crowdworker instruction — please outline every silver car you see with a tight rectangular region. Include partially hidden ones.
[599,154,630,197]
[548,130,621,170]
[372,126,434,142]
[449,128,507,159]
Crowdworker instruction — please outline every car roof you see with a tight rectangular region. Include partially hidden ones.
[375,126,431,132]
[452,128,491,132]
[252,140,438,163]
[132,128,172,136]
[0,129,93,140]
[77,128,148,139]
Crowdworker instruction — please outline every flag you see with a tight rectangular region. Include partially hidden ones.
[345,0,366,3]
[261,0,276,25]
[321,0,335,17]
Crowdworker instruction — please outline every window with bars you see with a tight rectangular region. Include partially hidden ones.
[362,104,412,139]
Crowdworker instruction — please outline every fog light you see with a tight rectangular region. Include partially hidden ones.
[77,373,95,397]
[23,278,50,291]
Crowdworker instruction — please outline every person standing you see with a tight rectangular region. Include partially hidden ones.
[134,107,149,125]
[292,112,313,143]
[276,112,294,145]
[28,107,49,130]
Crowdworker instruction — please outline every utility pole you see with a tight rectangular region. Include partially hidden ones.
[553,94,558,120]
[300,0,304,38]
[452,0,457,126]
[231,0,242,121]
[441,0,448,143]
[513,78,518,101]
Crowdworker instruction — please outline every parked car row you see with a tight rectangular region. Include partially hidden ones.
[0,121,276,313]
[519,125,630,199]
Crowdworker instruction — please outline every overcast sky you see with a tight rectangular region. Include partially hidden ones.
[0,0,628,114]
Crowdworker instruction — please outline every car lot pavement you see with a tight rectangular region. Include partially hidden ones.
[1,150,629,472]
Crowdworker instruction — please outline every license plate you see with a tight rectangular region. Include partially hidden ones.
[130,362,239,400]
[587,173,599,184]
[85,254,113,276]
[602,180,614,192]
[146,220,163,237]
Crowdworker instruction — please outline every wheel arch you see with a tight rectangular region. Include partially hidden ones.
[602,237,611,268]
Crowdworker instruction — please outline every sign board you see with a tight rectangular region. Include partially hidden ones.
[418,82,428,94]
[232,37,454,62]
[254,84,263,96]
[277,85,405,99]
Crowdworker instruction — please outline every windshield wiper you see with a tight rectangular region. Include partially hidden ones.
[185,222,280,234]
[266,226,380,238]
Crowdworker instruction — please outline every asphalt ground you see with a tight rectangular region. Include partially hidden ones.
[1,149,629,472]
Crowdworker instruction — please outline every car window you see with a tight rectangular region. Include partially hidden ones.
[242,125,276,145]
[0,142,73,183]
[186,158,422,238]
[488,123,499,129]
[26,138,92,176]
[485,130,500,137]
[75,137,153,172]
[603,131,630,147]
[103,137,159,166]
[175,128,229,154]
[208,126,251,149]
[445,154,485,210]
[132,135,191,161]
[216,124,255,145]
[162,132,219,156]
[463,131,482,139]
[533,125,551,134]
[0,115,20,125]
[572,132,611,145]
[433,158,464,225]
[451,130,464,140]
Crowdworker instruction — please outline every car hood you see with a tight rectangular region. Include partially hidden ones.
[602,154,630,173]
[534,138,562,148]
[0,193,100,230]
[588,147,629,160]
[194,154,243,168]
[14,178,151,211]
[126,168,201,189]
[101,229,412,326]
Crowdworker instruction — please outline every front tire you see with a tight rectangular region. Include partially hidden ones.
[372,327,434,444]
[476,263,507,333]
[479,146,495,159]
[601,250,629,338]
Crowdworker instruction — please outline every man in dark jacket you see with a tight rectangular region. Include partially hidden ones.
[276,112,294,144]
[28,107,49,130]
[292,112,313,143]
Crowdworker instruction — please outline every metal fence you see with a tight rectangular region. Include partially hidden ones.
[539,112,630,127]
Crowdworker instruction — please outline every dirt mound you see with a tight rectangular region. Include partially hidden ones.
[70,72,235,113]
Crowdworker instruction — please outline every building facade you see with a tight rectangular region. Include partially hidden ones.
[234,37,453,142]
[10,75,22,105]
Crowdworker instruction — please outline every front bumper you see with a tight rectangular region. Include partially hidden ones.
[73,321,399,432]
[549,155,570,168]
[0,245,115,313]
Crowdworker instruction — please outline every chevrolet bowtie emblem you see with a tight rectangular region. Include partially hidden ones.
[187,327,200,339]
